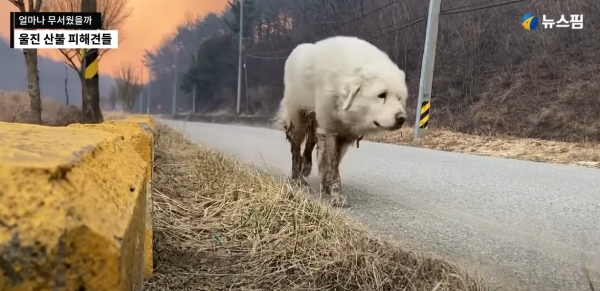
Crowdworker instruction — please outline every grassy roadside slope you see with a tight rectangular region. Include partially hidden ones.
[367,127,600,168]
[144,122,487,291]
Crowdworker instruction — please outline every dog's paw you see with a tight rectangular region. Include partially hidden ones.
[329,194,347,208]
[329,186,347,208]
[301,162,312,177]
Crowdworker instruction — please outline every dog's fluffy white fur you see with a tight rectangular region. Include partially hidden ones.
[275,35,408,137]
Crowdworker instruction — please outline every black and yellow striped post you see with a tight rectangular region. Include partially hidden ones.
[419,101,430,129]
[80,48,99,80]
[80,0,103,123]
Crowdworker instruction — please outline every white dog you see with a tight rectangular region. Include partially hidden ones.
[274,35,408,207]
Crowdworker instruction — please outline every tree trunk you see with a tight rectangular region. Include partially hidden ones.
[22,49,42,124]
[80,71,104,124]
[65,66,69,105]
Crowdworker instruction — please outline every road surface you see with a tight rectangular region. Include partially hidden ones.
[163,120,600,291]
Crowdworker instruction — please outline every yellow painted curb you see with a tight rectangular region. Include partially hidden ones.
[0,121,147,291]
[69,115,155,279]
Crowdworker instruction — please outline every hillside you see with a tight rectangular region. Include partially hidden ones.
[144,0,600,142]
[0,37,115,105]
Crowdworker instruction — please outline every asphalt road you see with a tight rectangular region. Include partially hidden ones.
[163,120,600,291]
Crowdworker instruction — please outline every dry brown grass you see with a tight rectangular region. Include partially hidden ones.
[0,91,81,126]
[367,127,600,169]
[0,91,133,125]
[144,123,488,291]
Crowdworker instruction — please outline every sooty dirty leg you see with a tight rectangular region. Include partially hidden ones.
[286,123,309,187]
[317,132,346,207]
[301,111,317,177]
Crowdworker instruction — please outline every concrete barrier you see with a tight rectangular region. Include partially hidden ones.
[69,115,155,279]
[0,115,154,291]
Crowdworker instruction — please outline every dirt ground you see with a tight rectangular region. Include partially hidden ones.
[367,127,600,168]
[144,122,488,291]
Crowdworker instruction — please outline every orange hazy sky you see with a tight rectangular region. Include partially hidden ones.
[1,0,228,80]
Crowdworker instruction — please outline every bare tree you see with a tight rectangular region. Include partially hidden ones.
[108,86,118,110]
[64,65,69,105]
[7,0,43,124]
[114,63,142,113]
[43,0,132,116]
[43,0,132,68]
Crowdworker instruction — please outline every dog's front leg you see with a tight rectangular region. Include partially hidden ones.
[317,131,346,207]
[302,126,317,177]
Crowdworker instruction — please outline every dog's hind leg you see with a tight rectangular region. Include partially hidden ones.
[301,111,317,177]
[286,121,309,187]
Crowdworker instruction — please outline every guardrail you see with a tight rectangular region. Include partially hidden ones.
[0,115,154,291]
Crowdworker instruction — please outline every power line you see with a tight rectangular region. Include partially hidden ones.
[364,0,527,41]
[245,53,287,60]
[441,0,497,13]
[247,0,527,57]
[296,0,392,35]
[247,48,293,57]
[356,0,496,40]
[330,0,397,29]
[367,17,426,41]
[308,1,372,26]
[287,0,398,48]
[440,0,527,15]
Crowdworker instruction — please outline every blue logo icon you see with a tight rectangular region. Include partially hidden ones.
[522,13,538,30]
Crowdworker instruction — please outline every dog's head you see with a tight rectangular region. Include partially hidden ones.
[338,64,408,134]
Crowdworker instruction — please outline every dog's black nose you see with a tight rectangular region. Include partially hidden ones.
[395,112,407,127]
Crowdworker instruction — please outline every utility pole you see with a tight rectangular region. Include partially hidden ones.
[244,55,249,114]
[139,65,144,113]
[192,18,199,114]
[147,69,151,114]
[81,0,102,123]
[413,0,441,140]
[172,46,179,116]
[236,0,244,114]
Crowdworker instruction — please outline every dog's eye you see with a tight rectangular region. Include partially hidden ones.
[378,92,387,99]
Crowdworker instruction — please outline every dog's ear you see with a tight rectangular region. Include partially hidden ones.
[339,69,363,111]
[341,83,361,111]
